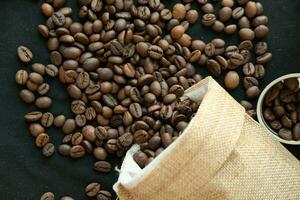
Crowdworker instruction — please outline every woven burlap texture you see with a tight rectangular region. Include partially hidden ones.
[115,77,300,200]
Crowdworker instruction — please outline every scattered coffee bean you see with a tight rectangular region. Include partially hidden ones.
[42,143,55,157]
[17,46,33,63]
[40,192,55,200]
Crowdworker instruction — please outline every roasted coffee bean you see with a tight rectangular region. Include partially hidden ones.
[239,28,255,40]
[62,119,76,134]
[96,190,112,200]
[17,46,33,63]
[206,59,221,77]
[35,96,52,109]
[41,112,54,128]
[29,123,45,137]
[201,3,214,14]
[52,12,66,26]
[36,133,50,148]
[129,103,142,118]
[70,145,85,158]
[224,71,240,90]
[281,116,293,129]
[270,120,282,130]
[243,62,255,76]
[15,70,29,85]
[148,45,163,60]
[94,161,112,173]
[45,64,59,77]
[256,52,272,64]
[30,64,45,77]
[118,132,133,148]
[255,42,268,55]
[85,182,101,197]
[93,147,108,160]
[280,89,296,103]
[224,24,237,35]
[19,89,35,104]
[40,192,55,200]
[284,78,299,91]
[230,52,244,66]
[232,7,244,19]
[133,151,148,168]
[254,65,265,79]
[58,144,71,156]
[243,77,258,89]
[25,111,43,122]
[202,14,216,27]
[82,125,96,142]
[278,128,293,141]
[37,83,50,95]
[246,86,260,99]
[42,143,55,157]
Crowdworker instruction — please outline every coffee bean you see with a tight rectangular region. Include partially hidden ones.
[202,14,216,26]
[85,182,101,197]
[94,161,112,173]
[15,70,29,85]
[224,24,237,35]
[278,128,293,141]
[93,147,107,160]
[206,59,221,77]
[232,7,244,19]
[219,7,232,22]
[58,144,71,156]
[96,190,112,200]
[255,42,268,55]
[52,12,66,26]
[148,45,163,60]
[35,96,52,109]
[242,62,255,76]
[82,125,96,142]
[29,123,45,137]
[62,119,76,134]
[19,89,35,104]
[133,151,148,168]
[45,64,59,77]
[42,143,55,157]
[254,65,265,79]
[17,46,33,63]
[201,3,214,14]
[270,120,282,130]
[281,115,293,129]
[280,89,296,103]
[172,3,186,20]
[245,85,260,99]
[37,83,50,95]
[255,25,269,38]
[224,71,240,90]
[186,9,198,24]
[129,103,142,118]
[230,52,244,66]
[53,115,66,128]
[243,77,258,89]
[36,133,50,148]
[70,145,85,158]
[284,78,299,91]
[256,52,272,64]
[40,192,55,200]
[239,28,255,40]
[41,112,54,128]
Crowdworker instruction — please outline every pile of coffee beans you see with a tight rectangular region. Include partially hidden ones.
[40,182,111,200]
[263,78,300,141]
[15,0,272,198]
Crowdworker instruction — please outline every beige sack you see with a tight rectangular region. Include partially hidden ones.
[114,77,300,200]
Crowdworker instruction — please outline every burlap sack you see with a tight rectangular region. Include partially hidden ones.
[113,77,300,200]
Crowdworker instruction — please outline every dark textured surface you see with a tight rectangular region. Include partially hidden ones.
[0,0,299,199]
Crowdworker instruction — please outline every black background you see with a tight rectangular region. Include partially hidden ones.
[0,0,299,199]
